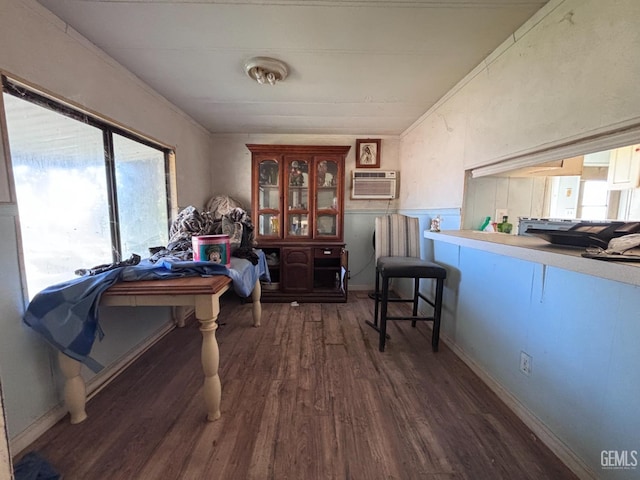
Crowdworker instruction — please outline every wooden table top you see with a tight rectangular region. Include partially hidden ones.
[103,275,232,297]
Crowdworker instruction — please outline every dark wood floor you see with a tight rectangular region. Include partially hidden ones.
[18,292,577,480]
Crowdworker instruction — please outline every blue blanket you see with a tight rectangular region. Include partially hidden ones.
[23,251,270,372]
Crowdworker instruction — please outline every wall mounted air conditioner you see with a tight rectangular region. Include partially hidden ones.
[351,170,397,199]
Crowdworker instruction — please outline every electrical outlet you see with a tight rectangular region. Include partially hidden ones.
[496,208,509,222]
[520,351,532,376]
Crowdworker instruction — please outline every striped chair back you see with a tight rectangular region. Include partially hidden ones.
[374,214,421,261]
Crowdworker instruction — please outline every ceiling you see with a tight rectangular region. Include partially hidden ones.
[37,0,548,136]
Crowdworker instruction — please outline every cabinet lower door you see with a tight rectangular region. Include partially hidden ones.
[281,247,313,293]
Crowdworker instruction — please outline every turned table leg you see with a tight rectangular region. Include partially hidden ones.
[251,279,262,327]
[195,296,222,421]
[58,351,87,424]
[172,305,192,327]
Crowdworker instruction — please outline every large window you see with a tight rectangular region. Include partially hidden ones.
[2,78,172,298]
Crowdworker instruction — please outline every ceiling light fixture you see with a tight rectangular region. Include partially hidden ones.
[244,57,288,85]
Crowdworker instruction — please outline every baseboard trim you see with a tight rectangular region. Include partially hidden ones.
[440,333,596,480]
[10,322,175,456]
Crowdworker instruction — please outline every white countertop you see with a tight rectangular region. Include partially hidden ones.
[424,230,640,287]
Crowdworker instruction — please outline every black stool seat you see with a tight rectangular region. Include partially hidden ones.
[377,256,447,279]
[367,255,447,352]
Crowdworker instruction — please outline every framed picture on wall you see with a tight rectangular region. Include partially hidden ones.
[355,139,381,168]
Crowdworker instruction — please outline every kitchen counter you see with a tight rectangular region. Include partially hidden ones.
[424,230,640,287]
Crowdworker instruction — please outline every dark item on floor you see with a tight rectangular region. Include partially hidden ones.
[13,451,61,480]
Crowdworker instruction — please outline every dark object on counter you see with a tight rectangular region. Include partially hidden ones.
[581,252,640,262]
[518,217,580,235]
[581,233,640,261]
[526,221,640,249]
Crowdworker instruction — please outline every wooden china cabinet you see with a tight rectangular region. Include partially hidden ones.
[248,144,350,302]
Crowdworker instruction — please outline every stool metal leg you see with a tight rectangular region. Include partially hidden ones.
[366,267,392,342]
[431,278,444,351]
[411,277,420,327]
[379,275,390,352]
[373,268,380,327]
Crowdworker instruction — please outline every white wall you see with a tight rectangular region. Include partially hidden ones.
[399,0,640,214]
[399,97,467,210]
[0,0,214,448]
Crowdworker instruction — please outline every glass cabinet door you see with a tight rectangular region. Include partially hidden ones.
[257,159,280,237]
[315,159,340,238]
[285,157,310,238]
[251,146,347,244]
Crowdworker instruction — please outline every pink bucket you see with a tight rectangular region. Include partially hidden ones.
[192,234,231,267]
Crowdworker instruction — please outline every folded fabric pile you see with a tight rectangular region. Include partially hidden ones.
[149,205,215,262]
[149,196,258,264]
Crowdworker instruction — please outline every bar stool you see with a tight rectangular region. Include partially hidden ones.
[365,214,447,352]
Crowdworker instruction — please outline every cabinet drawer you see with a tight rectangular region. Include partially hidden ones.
[315,247,341,258]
